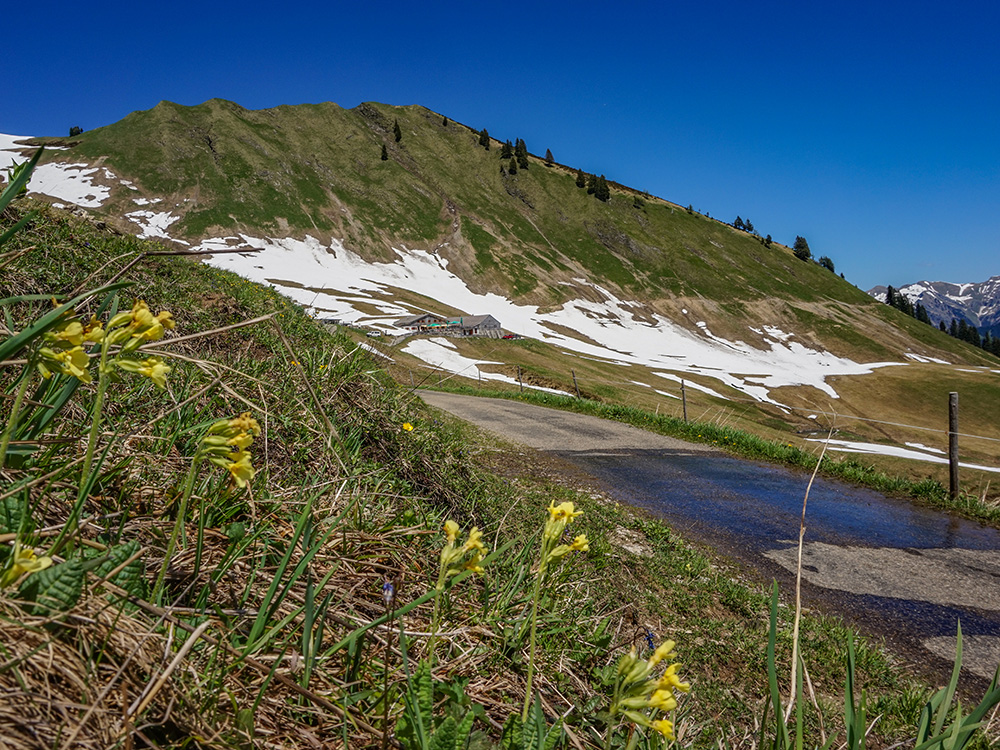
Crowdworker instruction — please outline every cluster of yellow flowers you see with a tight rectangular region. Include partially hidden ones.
[539,501,589,574]
[36,316,104,382]
[438,519,488,584]
[35,300,174,389]
[197,412,262,488]
[609,639,690,740]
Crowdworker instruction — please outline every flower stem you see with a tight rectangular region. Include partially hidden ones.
[0,368,32,468]
[152,455,202,604]
[521,564,544,721]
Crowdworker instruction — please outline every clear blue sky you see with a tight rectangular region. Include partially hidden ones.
[5,0,998,291]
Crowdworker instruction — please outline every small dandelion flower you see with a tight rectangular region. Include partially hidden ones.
[402,422,414,431]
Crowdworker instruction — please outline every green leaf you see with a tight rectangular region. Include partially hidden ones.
[0,147,43,216]
[19,558,84,612]
[0,495,27,535]
[500,714,522,750]
[428,715,457,750]
[92,540,146,598]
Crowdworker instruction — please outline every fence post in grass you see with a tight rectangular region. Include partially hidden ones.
[518,366,523,393]
[681,379,688,423]
[571,369,581,399]
[949,391,960,500]
[478,368,481,385]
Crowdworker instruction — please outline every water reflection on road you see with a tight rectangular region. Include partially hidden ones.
[551,447,1000,679]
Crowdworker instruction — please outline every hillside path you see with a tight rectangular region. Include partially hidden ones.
[418,390,1000,687]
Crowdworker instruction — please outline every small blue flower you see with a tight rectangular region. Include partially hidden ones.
[382,580,395,606]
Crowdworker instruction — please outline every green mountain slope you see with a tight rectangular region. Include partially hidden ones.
[41,98,994,369]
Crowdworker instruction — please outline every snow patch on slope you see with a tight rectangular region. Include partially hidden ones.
[200,234,902,404]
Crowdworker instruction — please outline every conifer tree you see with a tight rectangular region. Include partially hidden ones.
[515,138,528,169]
[501,140,513,159]
[734,216,745,231]
[381,144,388,161]
[479,128,490,150]
[939,320,948,332]
[575,169,586,188]
[442,116,448,127]
[595,175,610,202]
[792,236,812,261]
[545,148,554,165]
[818,256,835,273]
[508,157,517,175]
[764,234,772,247]
[586,173,597,195]
[393,119,402,143]
[745,218,755,234]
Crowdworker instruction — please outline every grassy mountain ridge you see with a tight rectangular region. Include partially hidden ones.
[41,99,909,344]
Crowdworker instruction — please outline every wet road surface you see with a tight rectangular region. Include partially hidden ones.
[419,391,1000,682]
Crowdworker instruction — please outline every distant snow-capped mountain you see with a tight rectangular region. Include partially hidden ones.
[867,277,1000,335]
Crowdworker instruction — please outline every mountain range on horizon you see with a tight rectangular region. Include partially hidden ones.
[867,276,1000,338]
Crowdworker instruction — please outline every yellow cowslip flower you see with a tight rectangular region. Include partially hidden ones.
[402,422,414,431]
[82,316,104,344]
[658,663,690,693]
[138,357,170,388]
[547,501,583,523]
[648,689,678,712]
[651,719,674,740]
[38,345,92,382]
[227,431,254,450]
[570,534,589,552]
[1,542,53,587]
[155,310,175,331]
[464,551,485,575]
[462,526,485,553]
[46,320,84,346]
[444,520,460,544]
[226,450,255,488]
[648,639,677,667]
[115,356,171,388]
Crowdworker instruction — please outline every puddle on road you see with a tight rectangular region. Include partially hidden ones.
[552,446,1000,678]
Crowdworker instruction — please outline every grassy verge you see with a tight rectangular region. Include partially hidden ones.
[2,199,995,749]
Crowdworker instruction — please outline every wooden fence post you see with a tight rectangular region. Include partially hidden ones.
[572,369,581,398]
[518,366,523,393]
[681,379,688,423]
[949,392,959,500]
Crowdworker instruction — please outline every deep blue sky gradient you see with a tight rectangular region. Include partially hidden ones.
[4,0,998,291]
